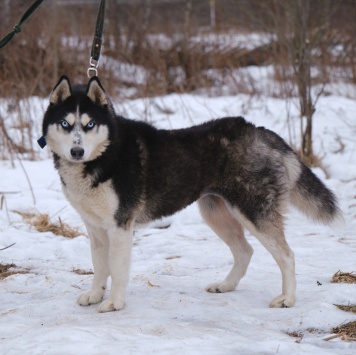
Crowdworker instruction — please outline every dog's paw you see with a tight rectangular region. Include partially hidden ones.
[205,281,236,293]
[98,297,125,313]
[269,294,295,308]
[77,289,104,306]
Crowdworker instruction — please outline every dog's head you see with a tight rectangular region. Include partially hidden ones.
[41,76,114,163]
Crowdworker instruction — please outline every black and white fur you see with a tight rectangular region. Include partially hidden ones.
[41,75,343,312]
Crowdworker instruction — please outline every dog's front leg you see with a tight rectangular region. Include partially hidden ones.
[98,223,133,313]
[78,224,110,306]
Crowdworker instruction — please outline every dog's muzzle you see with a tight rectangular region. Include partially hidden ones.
[70,147,85,160]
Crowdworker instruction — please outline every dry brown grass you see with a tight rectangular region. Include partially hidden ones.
[286,331,304,343]
[14,210,82,239]
[326,271,356,342]
[72,268,93,275]
[0,263,28,280]
[289,299,356,342]
[332,321,356,341]
[331,271,356,284]
[334,304,356,314]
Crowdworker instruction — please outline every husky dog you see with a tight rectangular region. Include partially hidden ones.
[40,75,343,313]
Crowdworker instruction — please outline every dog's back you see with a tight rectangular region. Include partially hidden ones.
[130,117,342,229]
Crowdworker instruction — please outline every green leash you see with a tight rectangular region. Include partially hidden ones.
[0,0,45,50]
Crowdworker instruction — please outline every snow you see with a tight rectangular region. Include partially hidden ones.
[1,87,356,354]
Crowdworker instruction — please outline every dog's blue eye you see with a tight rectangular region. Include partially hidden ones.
[61,120,69,128]
[87,121,96,129]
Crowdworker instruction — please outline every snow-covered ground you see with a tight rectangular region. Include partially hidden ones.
[0,88,355,354]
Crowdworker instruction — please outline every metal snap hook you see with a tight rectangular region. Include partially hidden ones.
[87,57,99,78]
[87,66,98,78]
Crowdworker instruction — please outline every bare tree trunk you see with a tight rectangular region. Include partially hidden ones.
[210,0,216,29]
[261,0,332,165]
[183,0,194,90]
[3,0,10,27]
[289,0,315,161]
[51,1,59,84]
[142,0,152,36]
[184,0,192,39]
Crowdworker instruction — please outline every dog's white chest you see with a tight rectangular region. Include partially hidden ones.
[59,162,118,227]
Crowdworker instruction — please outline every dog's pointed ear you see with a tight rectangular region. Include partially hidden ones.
[86,76,108,106]
[50,75,72,105]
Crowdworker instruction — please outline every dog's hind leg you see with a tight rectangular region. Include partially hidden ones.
[198,195,254,293]
[240,213,296,308]
[78,223,110,306]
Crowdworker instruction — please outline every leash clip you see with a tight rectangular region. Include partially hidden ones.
[87,57,99,78]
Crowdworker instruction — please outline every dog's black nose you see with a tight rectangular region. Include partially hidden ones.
[70,147,84,159]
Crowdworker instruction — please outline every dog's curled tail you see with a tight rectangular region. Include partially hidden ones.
[290,163,344,227]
